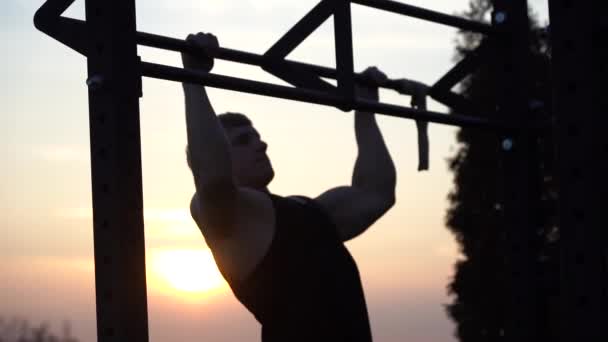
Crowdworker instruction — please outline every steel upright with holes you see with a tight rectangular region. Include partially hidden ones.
[549,0,607,340]
[85,0,149,341]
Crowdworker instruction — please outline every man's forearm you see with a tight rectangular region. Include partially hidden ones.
[183,83,234,189]
[352,110,397,199]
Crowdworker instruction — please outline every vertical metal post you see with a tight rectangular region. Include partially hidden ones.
[492,1,538,341]
[549,0,607,340]
[85,1,149,341]
[333,0,355,104]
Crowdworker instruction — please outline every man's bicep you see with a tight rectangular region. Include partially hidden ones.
[315,186,394,242]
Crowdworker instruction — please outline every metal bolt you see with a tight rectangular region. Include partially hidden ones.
[86,75,104,90]
[502,138,513,151]
[529,100,545,111]
[495,12,507,24]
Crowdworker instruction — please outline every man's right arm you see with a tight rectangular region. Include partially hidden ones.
[182,33,237,238]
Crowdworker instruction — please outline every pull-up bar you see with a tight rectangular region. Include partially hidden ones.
[138,31,407,93]
[35,0,506,130]
[140,61,504,129]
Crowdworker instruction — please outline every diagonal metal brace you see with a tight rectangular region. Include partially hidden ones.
[429,40,495,116]
[263,0,355,111]
[264,0,334,60]
[34,0,89,56]
[262,63,337,93]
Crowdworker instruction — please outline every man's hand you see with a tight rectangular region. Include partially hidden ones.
[181,32,219,72]
[356,66,388,102]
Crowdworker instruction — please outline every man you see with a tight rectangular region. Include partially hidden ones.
[183,32,396,341]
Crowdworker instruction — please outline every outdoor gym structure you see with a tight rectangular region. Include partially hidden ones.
[33,0,605,341]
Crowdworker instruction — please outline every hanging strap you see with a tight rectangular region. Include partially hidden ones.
[413,93,429,171]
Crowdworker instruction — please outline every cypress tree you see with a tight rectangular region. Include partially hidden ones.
[444,1,557,340]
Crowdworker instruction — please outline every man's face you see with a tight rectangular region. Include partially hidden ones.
[226,124,274,190]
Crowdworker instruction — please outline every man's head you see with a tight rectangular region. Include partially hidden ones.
[187,112,274,191]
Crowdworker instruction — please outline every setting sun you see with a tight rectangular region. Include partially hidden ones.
[151,249,228,296]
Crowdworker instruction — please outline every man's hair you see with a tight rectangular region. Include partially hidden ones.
[186,112,252,170]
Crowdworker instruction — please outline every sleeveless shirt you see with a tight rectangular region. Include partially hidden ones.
[222,193,373,342]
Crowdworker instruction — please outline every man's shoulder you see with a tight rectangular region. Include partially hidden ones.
[190,189,276,232]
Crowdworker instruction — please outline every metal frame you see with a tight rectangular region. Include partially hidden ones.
[33,0,606,341]
[549,0,606,340]
[35,0,150,341]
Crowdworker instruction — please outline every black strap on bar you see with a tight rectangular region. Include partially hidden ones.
[385,78,431,171]
[416,120,429,171]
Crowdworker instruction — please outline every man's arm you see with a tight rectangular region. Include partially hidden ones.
[316,67,397,241]
[182,33,238,238]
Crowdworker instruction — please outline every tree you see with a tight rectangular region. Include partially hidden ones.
[444,1,557,341]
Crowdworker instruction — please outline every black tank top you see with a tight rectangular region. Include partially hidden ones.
[224,193,373,342]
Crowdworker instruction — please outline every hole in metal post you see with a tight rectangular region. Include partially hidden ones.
[564,39,576,52]
[567,125,580,137]
[97,114,106,124]
[573,209,585,221]
[577,295,587,307]
[102,255,112,265]
[574,252,585,265]
[512,243,521,253]
[566,82,577,94]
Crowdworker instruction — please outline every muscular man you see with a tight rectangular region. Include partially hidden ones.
[183,32,396,342]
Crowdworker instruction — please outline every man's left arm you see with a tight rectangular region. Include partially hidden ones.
[316,67,397,242]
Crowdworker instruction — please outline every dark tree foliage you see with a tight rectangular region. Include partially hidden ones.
[445,1,558,341]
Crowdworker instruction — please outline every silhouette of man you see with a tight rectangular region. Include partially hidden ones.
[182,32,396,342]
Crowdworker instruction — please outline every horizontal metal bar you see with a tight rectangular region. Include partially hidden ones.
[140,61,508,130]
[138,31,433,98]
[351,0,495,35]
[137,31,389,88]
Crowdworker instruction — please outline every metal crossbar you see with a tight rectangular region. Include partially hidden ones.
[33,0,606,341]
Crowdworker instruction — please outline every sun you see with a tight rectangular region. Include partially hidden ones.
[150,249,228,297]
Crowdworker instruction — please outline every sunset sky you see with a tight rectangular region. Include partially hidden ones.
[2,1,548,341]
